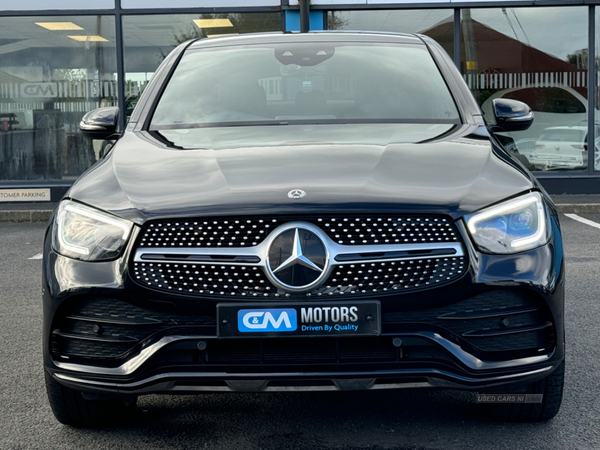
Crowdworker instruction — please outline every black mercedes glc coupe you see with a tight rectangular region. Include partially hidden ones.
[43,32,564,426]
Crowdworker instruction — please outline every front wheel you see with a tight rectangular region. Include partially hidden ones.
[45,372,137,427]
[485,361,564,422]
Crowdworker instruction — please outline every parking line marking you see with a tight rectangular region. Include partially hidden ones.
[28,253,43,260]
[564,214,600,230]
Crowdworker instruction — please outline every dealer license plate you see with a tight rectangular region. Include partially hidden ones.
[217,301,381,338]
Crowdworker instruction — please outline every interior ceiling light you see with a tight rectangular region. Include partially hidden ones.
[35,22,84,31]
[68,35,109,42]
[193,18,233,28]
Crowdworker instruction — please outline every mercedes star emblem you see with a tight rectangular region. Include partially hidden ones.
[266,223,329,292]
[288,189,306,199]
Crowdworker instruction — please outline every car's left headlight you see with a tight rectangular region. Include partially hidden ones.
[52,200,133,261]
[465,192,549,254]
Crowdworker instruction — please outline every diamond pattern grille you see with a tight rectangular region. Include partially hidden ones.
[132,256,467,298]
[137,215,459,248]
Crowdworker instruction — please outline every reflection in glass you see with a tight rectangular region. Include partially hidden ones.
[327,10,455,59]
[150,44,460,128]
[460,7,588,172]
[596,8,600,171]
[0,16,117,181]
[122,13,281,119]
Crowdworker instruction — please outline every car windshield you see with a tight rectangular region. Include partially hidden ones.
[150,42,460,129]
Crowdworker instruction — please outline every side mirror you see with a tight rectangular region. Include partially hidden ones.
[490,99,534,133]
[79,107,119,140]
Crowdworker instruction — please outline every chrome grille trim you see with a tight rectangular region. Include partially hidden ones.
[134,241,464,266]
[132,221,467,297]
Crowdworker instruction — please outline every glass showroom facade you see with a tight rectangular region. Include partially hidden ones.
[0,0,599,199]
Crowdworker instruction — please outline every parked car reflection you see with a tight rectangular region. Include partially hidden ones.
[530,126,587,170]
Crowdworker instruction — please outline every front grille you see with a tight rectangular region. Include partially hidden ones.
[138,214,460,248]
[132,256,467,298]
[133,214,466,298]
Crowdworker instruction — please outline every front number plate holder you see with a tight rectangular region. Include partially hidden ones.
[217,301,381,338]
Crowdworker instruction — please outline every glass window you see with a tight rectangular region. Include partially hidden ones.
[460,7,588,172]
[150,43,460,129]
[327,10,455,60]
[2,0,114,11]
[595,8,600,171]
[122,13,282,119]
[0,16,117,182]
[122,0,278,7]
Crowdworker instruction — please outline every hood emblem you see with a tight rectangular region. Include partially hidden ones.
[266,224,329,292]
[288,189,306,199]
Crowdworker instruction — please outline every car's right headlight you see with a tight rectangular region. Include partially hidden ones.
[52,200,133,261]
[464,192,549,254]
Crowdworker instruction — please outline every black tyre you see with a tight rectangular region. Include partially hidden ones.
[45,372,137,427]
[486,361,564,422]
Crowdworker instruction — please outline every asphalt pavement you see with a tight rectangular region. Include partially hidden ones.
[1,216,599,450]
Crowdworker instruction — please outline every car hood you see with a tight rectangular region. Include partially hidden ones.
[67,123,535,224]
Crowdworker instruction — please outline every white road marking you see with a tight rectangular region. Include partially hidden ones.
[28,253,43,260]
[564,213,600,230]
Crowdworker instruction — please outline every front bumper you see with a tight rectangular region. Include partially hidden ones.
[49,330,558,396]
[42,214,565,396]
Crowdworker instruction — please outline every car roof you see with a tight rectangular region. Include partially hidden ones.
[187,31,425,50]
